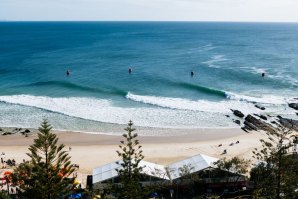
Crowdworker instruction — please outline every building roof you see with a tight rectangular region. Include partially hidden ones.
[93,154,218,184]
[167,154,219,180]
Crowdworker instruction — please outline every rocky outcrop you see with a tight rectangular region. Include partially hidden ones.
[241,127,248,132]
[231,109,244,118]
[233,119,241,125]
[277,116,298,131]
[255,104,265,110]
[243,114,276,133]
[253,114,267,120]
[259,115,267,120]
[243,120,258,131]
[289,103,298,110]
[1,128,32,136]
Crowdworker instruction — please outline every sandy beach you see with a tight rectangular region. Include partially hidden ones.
[0,128,266,179]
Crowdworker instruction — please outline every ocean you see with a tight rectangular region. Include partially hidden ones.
[0,22,297,134]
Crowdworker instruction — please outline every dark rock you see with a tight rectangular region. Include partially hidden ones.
[20,131,25,135]
[225,115,230,118]
[296,113,298,116]
[244,120,258,131]
[289,103,298,110]
[244,114,276,133]
[271,121,277,125]
[255,104,266,110]
[25,129,30,133]
[278,116,298,131]
[254,114,267,120]
[2,132,12,136]
[233,120,241,125]
[0,128,2,131]
[231,109,244,118]
[241,127,248,133]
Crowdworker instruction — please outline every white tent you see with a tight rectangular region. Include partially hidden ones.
[167,154,219,180]
[93,160,169,184]
[92,154,218,184]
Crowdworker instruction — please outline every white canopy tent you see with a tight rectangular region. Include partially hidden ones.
[92,154,218,184]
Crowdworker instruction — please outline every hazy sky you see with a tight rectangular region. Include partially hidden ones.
[1,0,298,22]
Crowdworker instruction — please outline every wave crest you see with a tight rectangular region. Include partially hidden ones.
[18,81,127,96]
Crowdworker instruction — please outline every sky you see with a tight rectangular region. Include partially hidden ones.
[1,0,298,22]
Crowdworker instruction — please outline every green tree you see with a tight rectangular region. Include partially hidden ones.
[116,120,144,199]
[251,121,297,199]
[12,120,75,199]
[214,157,250,180]
[0,190,10,199]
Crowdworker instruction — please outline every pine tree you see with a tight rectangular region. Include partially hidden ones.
[251,120,297,199]
[116,120,144,199]
[12,120,75,199]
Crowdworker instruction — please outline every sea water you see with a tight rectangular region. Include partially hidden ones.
[0,22,297,134]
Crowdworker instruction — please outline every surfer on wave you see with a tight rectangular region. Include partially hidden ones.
[261,72,265,77]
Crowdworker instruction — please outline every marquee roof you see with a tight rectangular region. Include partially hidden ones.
[93,154,218,184]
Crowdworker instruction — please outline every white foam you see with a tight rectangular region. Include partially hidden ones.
[225,92,287,105]
[198,44,216,52]
[0,95,234,128]
[202,55,228,68]
[126,92,258,114]
[0,94,294,129]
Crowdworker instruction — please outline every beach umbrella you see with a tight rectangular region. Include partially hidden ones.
[73,180,80,185]
[3,171,12,175]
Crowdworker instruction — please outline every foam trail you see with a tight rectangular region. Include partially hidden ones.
[126,92,258,113]
[0,95,236,128]
[0,94,293,129]
[202,55,228,68]
[225,92,287,105]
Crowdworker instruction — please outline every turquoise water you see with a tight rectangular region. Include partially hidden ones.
[0,22,297,133]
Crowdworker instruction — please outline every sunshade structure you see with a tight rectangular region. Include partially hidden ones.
[167,154,219,180]
[0,170,12,186]
[93,160,169,184]
[93,154,218,184]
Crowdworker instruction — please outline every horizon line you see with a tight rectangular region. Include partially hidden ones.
[1,20,298,24]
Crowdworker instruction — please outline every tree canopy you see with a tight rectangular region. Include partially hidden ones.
[12,120,75,199]
[251,120,297,199]
[116,120,144,199]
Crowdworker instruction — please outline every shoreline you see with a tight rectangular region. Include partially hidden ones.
[0,126,269,187]
[0,127,265,170]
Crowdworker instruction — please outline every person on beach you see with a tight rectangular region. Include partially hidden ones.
[128,68,132,74]
[66,69,70,76]
[191,71,194,77]
[261,72,265,77]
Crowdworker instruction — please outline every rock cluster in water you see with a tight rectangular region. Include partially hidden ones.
[289,103,298,110]
[1,128,32,136]
[229,99,298,133]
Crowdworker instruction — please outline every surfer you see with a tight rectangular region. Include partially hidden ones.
[191,71,194,77]
[66,69,70,76]
[261,72,265,77]
[128,68,132,74]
